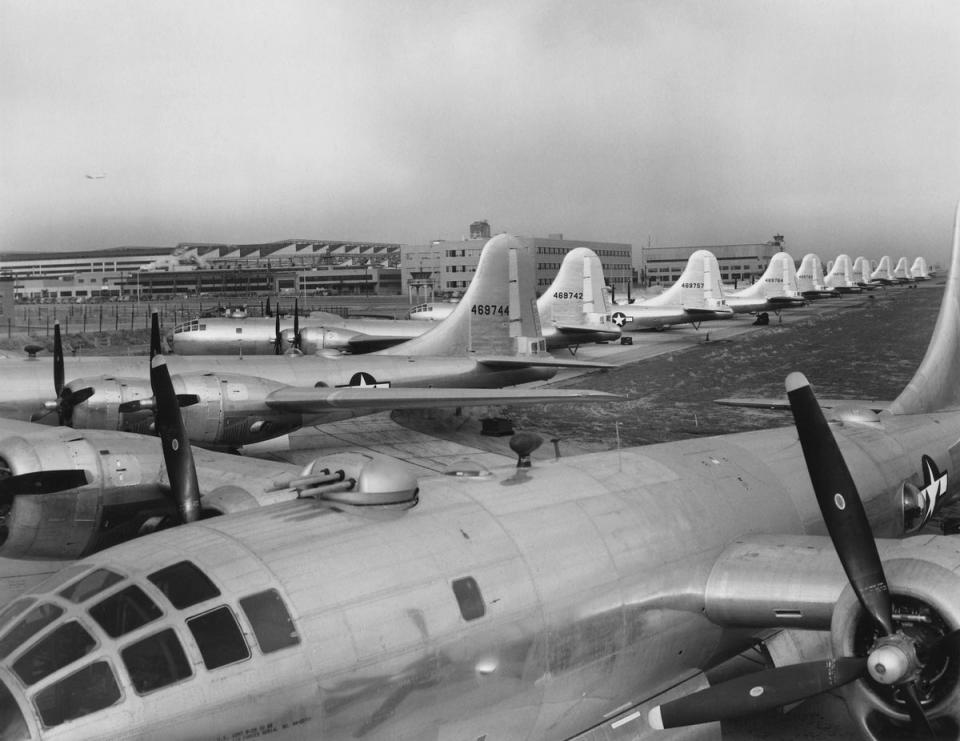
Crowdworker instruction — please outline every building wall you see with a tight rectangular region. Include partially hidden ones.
[401,235,634,301]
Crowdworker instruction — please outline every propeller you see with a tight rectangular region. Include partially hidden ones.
[150,313,163,359]
[38,323,93,425]
[265,296,272,317]
[117,314,199,414]
[150,353,201,524]
[293,297,301,352]
[273,312,282,355]
[649,372,959,737]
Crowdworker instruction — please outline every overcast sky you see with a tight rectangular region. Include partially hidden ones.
[2,1,958,265]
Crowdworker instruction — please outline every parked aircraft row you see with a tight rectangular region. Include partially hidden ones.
[0,236,620,451]
[0,208,953,738]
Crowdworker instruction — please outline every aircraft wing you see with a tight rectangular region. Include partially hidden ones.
[475,355,616,369]
[264,386,620,413]
[715,397,889,412]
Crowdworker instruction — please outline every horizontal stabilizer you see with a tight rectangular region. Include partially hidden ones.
[715,397,889,412]
[475,355,615,369]
[552,323,620,339]
[265,387,620,414]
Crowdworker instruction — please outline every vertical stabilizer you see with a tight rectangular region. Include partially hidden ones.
[642,250,727,310]
[911,257,931,280]
[825,254,855,290]
[893,257,912,281]
[377,234,545,358]
[797,254,828,294]
[537,247,609,325]
[728,252,798,300]
[887,204,960,415]
[761,252,801,300]
[871,255,894,282]
[853,256,871,284]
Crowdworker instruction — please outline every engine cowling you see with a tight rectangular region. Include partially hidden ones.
[64,373,307,449]
[298,326,360,353]
[0,431,169,559]
[831,551,960,739]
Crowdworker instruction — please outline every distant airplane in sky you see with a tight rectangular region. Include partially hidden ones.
[84,173,106,179]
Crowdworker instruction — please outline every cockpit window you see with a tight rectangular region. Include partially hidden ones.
[33,661,121,728]
[0,677,29,740]
[239,589,300,653]
[0,603,63,660]
[0,599,35,636]
[121,628,192,695]
[31,564,89,595]
[148,561,221,609]
[13,620,96,686]
[89,585,162,638]
[187,606,250,670]
[59,568,124,604]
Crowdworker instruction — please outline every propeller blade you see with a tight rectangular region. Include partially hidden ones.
[274,313,281,355]
[265,296,272,317]
[150,355,201,524]
[58,386,94,426]
[150,312,162,359]
[53,323,64,398]
[649,658,866,729]
[900,681,936,736]
[0,469,90,508]
[294,298,300,350]
[786,372,894,636]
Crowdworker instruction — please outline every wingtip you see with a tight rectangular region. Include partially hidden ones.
[647,706,664,730]
[785,372,809,393]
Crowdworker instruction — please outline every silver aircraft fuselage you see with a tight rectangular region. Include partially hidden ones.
[0,354,557,423]
[2,407,955,740]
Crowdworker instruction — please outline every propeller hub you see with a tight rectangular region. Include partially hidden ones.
[867,635,920,685]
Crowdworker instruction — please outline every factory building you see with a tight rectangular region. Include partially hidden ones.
[2,240,403,301]
[401,221,633,302]
[3,227,631,302]
[642,236,785,286]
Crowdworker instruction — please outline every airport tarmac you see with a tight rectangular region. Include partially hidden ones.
[247,286,933,470]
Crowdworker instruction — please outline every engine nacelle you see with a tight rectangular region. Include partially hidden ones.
[65,373,307,449]
[831,550,960,740]
[297,326,358,353]
[0,431,169,560]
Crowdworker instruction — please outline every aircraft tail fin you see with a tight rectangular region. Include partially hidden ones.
[824,254,854,289]
[376,234,547,358]
[642,250,727,311]
[871,255,894,281]
[911,256,930,280]
[888,204,960,415]
[538,248,609,326]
